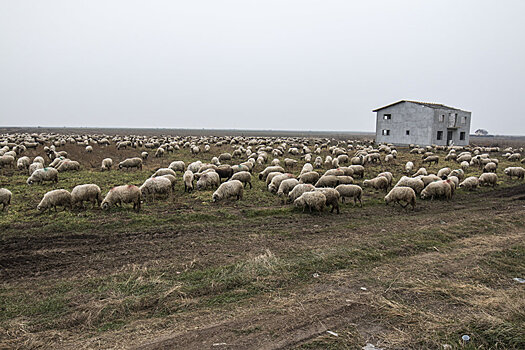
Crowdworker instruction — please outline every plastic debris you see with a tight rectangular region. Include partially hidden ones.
[212,343,227,347]
[462,335,470,342]
[513,277,525,283]
[360,287,367,291]
[363,343,383,350]
[326,331,338,337]
[313,273,320,278]
[442,344,452,349]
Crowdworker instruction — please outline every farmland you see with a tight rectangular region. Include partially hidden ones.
[1,129,524,349]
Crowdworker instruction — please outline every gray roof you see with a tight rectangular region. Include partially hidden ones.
[373,100,467,112]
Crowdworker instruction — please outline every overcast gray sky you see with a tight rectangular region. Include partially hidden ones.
[1,1,524,134]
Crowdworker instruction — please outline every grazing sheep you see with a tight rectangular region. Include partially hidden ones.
[196,171,221,190]
[268,173,295,193]
[395,176,425,194]
[17,156,30,171]
[335,184,362,207]
[160,174,177,189]
[339,166,354,177]
[37,189,72,213]
[141,151,149,160]
[449,169,465,181]
[412,167,427,177]
[231,164,250,174]
[140,177,173,200]
[385,187,416,209]
[259,166,285,180]
[377,172,393,187]
[483,162,497,173]
[460,161,470,171]
[183,170,194,192]
[504,167,525,180]
[57,160,80,172]
[324,168,345,177]
[230,171,252,188]
[422,155,439,166]
[101,185,142,211]
[336,175,354,184]
[71,184,103,208]
[437,167,451,179]
[288,184,316,203]
[420,181,452,200]
[27,167,59,185]
[315,175,339,188]
[363,176,389,192]
[218,153,232,163]
[315,188,340,213]
[212,180,244,202]
[266,172,283,186]
[33,156,45,165]
[85,145,93,153]
[0,188,12,212]
[0,155,15,168]
[29,162,44,175]
[155,147,165,158]
[300,163,314,175]
[277,178,299,198]
[447,175,460,189]
[101,158,113,171]
[216,165,234,181]
[459,176,479,190]
[152,168,177,178]
[419,174,441,187]
[479,173,498,187]
[348,165,364,178]
[118,157,143,171]
[294,191,326,213]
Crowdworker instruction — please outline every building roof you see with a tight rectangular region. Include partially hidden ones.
[373,100,467,112]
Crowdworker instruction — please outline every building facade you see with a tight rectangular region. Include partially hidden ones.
[374,100,471,146]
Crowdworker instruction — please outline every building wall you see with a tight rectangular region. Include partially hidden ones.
[375,102,433,145]
[431,109,472,146]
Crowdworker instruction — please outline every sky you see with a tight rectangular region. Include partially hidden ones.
[1,1,525,135]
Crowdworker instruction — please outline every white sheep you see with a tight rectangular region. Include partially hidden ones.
[57,160,80,172]
[85,145,93,153]
[27,167,59,185]
[299,171,320,184]
[479,173,498,187]
[37,189,72,213]
[277,178,299,198]
[101,185,141,211]
[0,155,15,168]
[212,180,244,202]
[420,181,452,200]
[258,166,285,180]
[17,156,30,171]
[71,184,103,208]
[160,174,177,189]
[196,171,221,190]
[315,175,339,188]
[405,161,414,174]
[140,177,173,200]
[230,171,252,188]
[288,184,316,203]
[187,161,203,173]
[294,191,326,213]
[395,176,425,194]
[412,167,427,177]
[141,151,149,160]
[268,173,295,193]
[118,157,143,171]
[483,162,497,173]
[300,163,314,175]
[0,188,12,212]
[363,176,389,192]
[437,167,451,179]
[101,158,113,171]
[348,165,364,178]
[335,184,362,207]
[385,187,416,209]
[29,162,44,175]
[504,167,525,180]
[459,176,479,190]
[336,175,354,184]
[183,170,194,192]
[315,187,340,213]
[151,168,177,178]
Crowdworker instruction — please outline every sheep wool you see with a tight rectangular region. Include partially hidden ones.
[335,184,363,207]
[385,187,416,209]
[101,185,141,211]
[212,180,244,202]
[37,189,72,212]
[230,171,252,188]
[27,167,59,185]
[71,184,103,208]
[294,191,326,213]
[0,188,12,211]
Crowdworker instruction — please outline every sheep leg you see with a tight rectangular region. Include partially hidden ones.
[249,181,252,189]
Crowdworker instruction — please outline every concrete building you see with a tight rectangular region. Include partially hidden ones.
[374,100,471,146]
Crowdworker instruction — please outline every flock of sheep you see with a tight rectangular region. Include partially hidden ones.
[1,131,525,214]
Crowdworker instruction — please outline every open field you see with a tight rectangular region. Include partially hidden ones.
[1,130,525,349]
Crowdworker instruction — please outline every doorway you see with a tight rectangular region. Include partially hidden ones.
[447,130,453,145]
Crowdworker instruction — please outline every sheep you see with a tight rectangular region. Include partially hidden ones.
[218,153,232,163]
[141,151,149,160]
[300,163,314,175]
[140,177,173,200]
[419,174,441,187]
[335,184,362,207]
[479,173,498,188]
[348,165,364,178]
[0,188,12,212]
[196,171,221,190]
[363,176,389,192]
[324,168,344,177]
[85,145,93,153]
[160,174,177,189]
[212,180,244,202]
[29,162,44,175]
[459,176,479,190]
[17,156,30,171]
[412,167,427,177]
[155,147,165,158]
[0,155,15,168]
[315,188,340,213]
[483,162,497,173]
[101,158,113,171]
[339,166,354,177]
[37,189,72,213]
[336,175,354,184]
[384,187,416,209]
[377,172,393,187]
[288,183,316,203]
[504,167,525,180]
[315,175,339,188]
[384,154,394,163]
[422,155,439,166]
[230,171,252,188]
[405,161,414,174]
[450,169,465,181]
[420,181,452,200]
[259,166,285,180]
[266,172,283,186]
[314,157,323,168]
[101,185,142,211]
[183,170,194,192]
[118,157,143,170]
[33,156,45,165]
[71,184,103,208]
[151,168,177,178]
[508,153,521,162]
[437,167,451,179]
[277,178,299,198]
[57,160,80,172]
[268,173,295,193]
[294,191,326,213]
[460,161,470,171]
[216,165,234,181]
[27,167,59,185]
[447,175,460,189]
[395,176,425,194]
